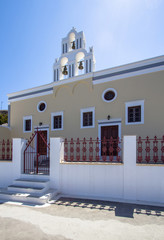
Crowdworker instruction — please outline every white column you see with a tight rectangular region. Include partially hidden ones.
[12,138,27,179]
[123,136,137,201]
[50,138,63,189]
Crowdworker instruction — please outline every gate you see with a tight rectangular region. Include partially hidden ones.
[24,129,50,175]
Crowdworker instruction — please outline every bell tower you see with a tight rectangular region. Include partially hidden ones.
[53,27,96,81]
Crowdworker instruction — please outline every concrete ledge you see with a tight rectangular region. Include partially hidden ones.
[60,161,123,165]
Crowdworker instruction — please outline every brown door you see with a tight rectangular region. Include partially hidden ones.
[37,130,47,155]
[101,125,118,156]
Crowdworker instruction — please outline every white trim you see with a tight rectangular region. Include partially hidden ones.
[23,115,32,133]
[37,101,47,113]
[125,100,144,125]
[93,66,164,85]
[102,88,117,103]
[98,118,122,124]
[8,90,53,103]
[93,55,164,78]
[80,107,95,129]
[34,124,49,129]
[51,111,64,131]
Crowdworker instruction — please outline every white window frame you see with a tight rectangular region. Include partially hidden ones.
[23,115,32,133]
[81,107,95,129]
[51,111,64,131]
[37,101,47,113]
[125,100,144,125]
[102,88,117,103]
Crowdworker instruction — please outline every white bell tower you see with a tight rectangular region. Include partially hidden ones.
[53,27,96,81]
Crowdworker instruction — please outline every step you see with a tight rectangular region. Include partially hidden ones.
[0,188,59,205]
[7,185,45,195]
[13,178,50,188]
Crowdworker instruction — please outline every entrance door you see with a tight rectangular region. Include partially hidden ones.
[101,125,118,156]
[37,130,47,155]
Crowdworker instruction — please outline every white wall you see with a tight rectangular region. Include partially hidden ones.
[0,139,27,188]
[0,162,13,187]
[50,136,164,205]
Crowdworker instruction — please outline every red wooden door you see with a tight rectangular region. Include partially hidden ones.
[37,131,47,155]
[101,125,118,156]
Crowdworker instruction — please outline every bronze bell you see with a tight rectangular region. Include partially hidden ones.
[72,41,75,49]
[62,65,68,75]
[78,61,83,70]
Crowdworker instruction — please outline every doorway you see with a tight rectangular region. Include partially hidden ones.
[98,122,121,157]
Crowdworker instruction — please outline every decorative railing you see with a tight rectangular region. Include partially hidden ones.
[0,139,12,161]
[63,137,122,162]
[137,136,164,164]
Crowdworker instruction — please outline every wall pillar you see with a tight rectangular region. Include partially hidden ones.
[50,138,63,189]
[12,138,27,179]
[123,135,137,201]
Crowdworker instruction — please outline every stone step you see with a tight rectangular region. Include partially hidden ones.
[7,185,45,195]
[0,188,59,205]
[13,178,50,188]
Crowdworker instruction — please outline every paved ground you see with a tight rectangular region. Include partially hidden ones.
[0,197,164,240]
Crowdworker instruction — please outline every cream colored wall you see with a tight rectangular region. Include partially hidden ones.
[10,71,164,140]
[0,126,11,141]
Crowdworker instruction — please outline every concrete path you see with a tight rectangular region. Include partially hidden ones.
[0,198,164,240]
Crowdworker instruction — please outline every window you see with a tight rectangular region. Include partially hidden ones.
[125,100,144,125]
[83,112,92,126]
[102,88,117,102]
[51,112,63,131]
[37,101,47,112]
[23,116,32,133]
[81,107,95,128]
[128,106,141,123]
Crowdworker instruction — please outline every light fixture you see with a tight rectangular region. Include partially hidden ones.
[107,115,110,120]
[39,122,43,126]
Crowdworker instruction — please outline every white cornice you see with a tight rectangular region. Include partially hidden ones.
[93,55,164,78]
[7,55,164,101]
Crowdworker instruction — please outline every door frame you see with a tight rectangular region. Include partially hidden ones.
[98,119,121,157]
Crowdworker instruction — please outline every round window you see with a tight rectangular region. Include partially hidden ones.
[37,101,47,112]
[102,88,117,102]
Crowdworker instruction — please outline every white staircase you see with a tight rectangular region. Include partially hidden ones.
[0,175,59,205]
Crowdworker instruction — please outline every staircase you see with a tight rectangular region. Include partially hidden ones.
[0,175,59,206]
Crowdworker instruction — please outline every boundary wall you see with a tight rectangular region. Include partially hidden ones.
[0,136,163,206]
[50,136,164,205]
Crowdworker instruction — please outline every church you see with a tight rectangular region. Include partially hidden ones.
[6,27,164,144]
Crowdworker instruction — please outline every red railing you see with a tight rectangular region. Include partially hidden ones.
[64,137,122,162]
[0,139,12,161]
[137,136,164,164]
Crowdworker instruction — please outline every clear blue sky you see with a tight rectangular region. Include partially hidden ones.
[0,0,164,110]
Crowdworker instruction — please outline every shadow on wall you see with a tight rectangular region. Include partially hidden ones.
[54,197,164,219]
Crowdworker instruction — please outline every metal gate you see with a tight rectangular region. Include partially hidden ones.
[24,129,50,175]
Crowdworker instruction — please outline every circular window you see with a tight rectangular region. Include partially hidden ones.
[37,101,47,112]
[102,88,117,102]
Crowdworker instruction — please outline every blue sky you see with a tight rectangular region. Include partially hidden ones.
[0,0,164,110]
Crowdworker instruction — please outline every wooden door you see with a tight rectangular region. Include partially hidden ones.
[101,125,118,156]
[37,130,47,155]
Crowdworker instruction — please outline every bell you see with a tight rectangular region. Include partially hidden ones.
[78,61,83,70]
[62,65,68,75]
[72,41,75,49]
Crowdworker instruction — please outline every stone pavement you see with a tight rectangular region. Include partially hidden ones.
[0,198,164,240]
